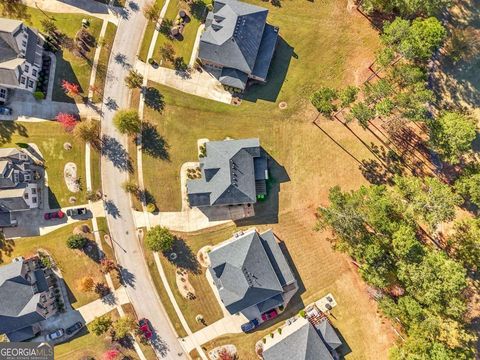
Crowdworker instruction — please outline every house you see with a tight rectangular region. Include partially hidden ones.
[0,257,57,341]
[187,138,268,208]
[208,229,298,320]
[0,148,40,227]
[197,0,279,91]
[262,316,342,360]
[0,18,44,102]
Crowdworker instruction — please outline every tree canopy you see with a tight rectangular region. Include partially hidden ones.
[145,226,174,252]
[113,109,141,136]
[362,0,451,18]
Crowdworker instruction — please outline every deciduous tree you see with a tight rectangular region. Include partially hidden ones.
[112,317,135,339]
[124,69,143,89]
[145,226,174,252]
[55,113,78,132]
[310,87,337,117]
[447,219,480,271]
[113,109,141,136]
[66,234,88,249]
[79,276,95,292]
[61,79,81,97]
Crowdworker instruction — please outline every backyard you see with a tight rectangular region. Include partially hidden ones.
[138,0,396,358]
[0,221,104,308]
[0,121,96,208]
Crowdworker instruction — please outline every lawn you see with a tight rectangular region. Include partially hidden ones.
[138,0,395,358]
[138,0,165,62]
[0,121,88,208]
[151,0,208,68]
[159,226,235,332]
[90,138,102,194]
[0,221,104,308]
[93,22,118,103]
[97,217,122,289]
[55,309,140,360]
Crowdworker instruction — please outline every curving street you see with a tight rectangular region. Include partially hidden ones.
[100,2,187,359]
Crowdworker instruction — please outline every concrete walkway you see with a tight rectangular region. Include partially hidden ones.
[136,60,232,104]
[23,0,119,23]
[77,287,129,324]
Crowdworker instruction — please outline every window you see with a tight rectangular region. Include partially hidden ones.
[20,77,26,85]
[31,188,36,194]
[32,69,37,77]
[28,80,34,88]
[32,197,37,204]
[24,64,29,72]
[22,40,27,48]
[24,193,29,200]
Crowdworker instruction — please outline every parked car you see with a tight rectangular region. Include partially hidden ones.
[65,322,83,336]
[44,210,65,220]
[46,328,64,341]
[66,207,88,217]
[0,106,12,116]
[241,319,259,333]
[261,309,278,321]
[138,318,153,339]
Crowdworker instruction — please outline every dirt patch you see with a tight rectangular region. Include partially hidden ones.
[176,268,196,300]
[73,224,91,236]
[64,162,80,193]
[197,246,212,267]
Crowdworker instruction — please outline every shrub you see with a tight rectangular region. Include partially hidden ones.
[148,58,155,65]
[299,309,306,318]
[146,203,156,213]
[66,234,88,249]
[91,315,112,336]
[33,91,45,100]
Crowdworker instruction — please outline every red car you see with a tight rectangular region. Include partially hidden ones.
[44,210,65,220]
[261,309,278,321]
[138,318,153,339]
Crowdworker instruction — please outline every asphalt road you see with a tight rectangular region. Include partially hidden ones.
[100,3,187,359]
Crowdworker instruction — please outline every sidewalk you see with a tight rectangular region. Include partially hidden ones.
[77,287,130,324]
[135,60,232,104]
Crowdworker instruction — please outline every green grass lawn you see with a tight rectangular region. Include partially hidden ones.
[0,121,88,208]
[0,5,104,102]
[0,221,103,308]
[90,138,102,194]
[159,226,235,332]
[96,217,122,289]
[93,22,117,103]
[138,0,165,62]
[151,0,207,68]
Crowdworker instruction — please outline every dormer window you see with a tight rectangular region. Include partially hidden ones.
[22,40,27,48]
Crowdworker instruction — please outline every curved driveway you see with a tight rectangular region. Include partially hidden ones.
[100,3,187,359]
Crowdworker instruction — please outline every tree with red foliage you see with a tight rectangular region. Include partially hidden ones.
[217,348,238,360]
[55,113,78,132]
[61,79,80,97]
[103,349,119,360]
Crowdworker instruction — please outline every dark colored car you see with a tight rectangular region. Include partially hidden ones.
[261,309,278,321]
[138,318,153,339]
[66,207,88,217]
[241,319,259,333]
[44,210,65,220]
[0,106,12,116]
[65,322,83,336]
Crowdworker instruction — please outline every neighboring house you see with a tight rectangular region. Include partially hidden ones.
[198,0,279,90]
[0,148,39,227]
[262,316,342,360]
[187,138,268,208]
[0,257,57,341]
[0,18,44,102]
[208,228,298,320]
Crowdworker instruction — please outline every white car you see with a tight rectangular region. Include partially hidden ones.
[46,329,64,341]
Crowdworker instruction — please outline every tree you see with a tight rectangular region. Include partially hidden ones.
[103,350,119,360]
[375,47,396,67]
[455,172,480,207]
[338,86,358,107]
[159,43,175,62]
[124,69,143,89]
[145,226,174,252]
[389,64,426,87]
[113,109,141,136]
[364,79,393,104]
[382,17,446,61]
[392,224,424,263]
[446,219,480,271]
[429,112,476,164]
[347,102,375,128]
[310,87,337,117]
[375,98,395,116]
[217,348,238,360]
[122,180,140,195]
[66,234,88,249]
[143,2,161,22]
[79,276,95,292]
[56,113,78,132]
[73,120,101,149]
[40,18,57,35]
[362,0,451,18]
[1,0,30,20]
[112,316,135,339]
[394,82,433,121]
[61,80,80,97]
[394,176,462,229]
[94,282,110,296]
[100,258,117,274]
[90,315,113,336]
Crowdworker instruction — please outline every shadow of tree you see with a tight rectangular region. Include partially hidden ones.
[0,237,15,264]
[142,87,165,112]
[189,0,207,20]
[141,122,170,160]
[118,265,136,288]
[0,121,28,145]
[101,135,134,173]
[158,19,173,36]
[105,199,121,219]
[164,237,201,275]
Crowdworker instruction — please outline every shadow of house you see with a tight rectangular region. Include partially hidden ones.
[243,36,294,103]
[56,0,110,14]
[234,149,290,226]
[52,51,84,104]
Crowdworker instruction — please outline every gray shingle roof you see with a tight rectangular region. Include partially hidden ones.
[219,68,248,89]
[208,229,295,315]
[0,259,46,334]
[251,24,278,80]
[187,138,266,207]
[316,317,342,350]
[199,0,268,74]
[263,318,334,360]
